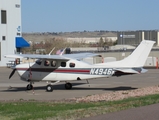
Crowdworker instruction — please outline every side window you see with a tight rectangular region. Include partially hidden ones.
[44,60,50,66]
[51,60,56,67]
[69,62,75,67]
[61,62,66,67]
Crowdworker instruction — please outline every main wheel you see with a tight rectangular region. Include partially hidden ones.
[65,83,72,90]
[46,84,53,92]
[26,84,33,90]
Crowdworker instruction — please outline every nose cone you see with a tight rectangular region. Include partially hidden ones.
[15,63,30,69]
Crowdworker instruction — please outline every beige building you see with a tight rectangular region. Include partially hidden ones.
[66,37,117,44]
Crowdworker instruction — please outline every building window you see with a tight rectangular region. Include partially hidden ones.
[2,36,6,40]
[15,4,20,8]
[1,10,7,24]
[17,33,21,36]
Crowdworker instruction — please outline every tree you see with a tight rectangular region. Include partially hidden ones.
[98,37,104,47]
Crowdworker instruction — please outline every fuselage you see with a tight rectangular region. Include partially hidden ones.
[15,59,115,82]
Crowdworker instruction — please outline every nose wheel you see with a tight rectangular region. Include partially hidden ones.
[26,84,33,90]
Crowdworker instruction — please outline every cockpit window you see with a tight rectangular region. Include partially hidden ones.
[44,60,50,66]
[51,60,56,67]
[36,59,42,65]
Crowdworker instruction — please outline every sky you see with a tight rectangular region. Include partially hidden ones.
[21,0,159,32]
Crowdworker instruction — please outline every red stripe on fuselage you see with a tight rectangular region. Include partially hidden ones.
[16,68,90,74]
[54,69,89,73]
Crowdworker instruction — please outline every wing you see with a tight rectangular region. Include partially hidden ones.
[4,53,101,60]
[63,53,102,60]
[4,54,68,60]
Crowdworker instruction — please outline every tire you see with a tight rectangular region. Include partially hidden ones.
[46,84,53,92]
[65,83,72,90]
[26,84,33,90]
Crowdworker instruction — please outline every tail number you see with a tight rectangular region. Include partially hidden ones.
[90,68,113,75]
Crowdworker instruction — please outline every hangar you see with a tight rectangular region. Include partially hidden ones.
[0,0,30,66]
[117,30,159,46]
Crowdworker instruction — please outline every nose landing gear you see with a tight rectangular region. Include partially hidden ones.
[26,83,33,90]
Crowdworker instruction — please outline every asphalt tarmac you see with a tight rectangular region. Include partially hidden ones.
[0,67,159,101]
[1,67,159,120]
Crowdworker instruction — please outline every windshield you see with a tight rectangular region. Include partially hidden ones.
[36,59,42,65]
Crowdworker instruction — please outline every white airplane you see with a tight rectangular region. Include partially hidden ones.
[4,40,155,92]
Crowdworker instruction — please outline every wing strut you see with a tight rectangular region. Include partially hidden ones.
[86,80,90,87]
[49,47,55,55]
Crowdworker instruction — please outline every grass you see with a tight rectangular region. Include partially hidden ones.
[0,94,159,120]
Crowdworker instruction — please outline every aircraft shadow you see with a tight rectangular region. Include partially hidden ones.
[104,86,137,91]
[0,83,138,92]
[72,86,137,91]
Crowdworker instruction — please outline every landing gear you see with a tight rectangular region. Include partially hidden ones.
[65,82,72,90]
[45,81,60,92]
[46,84,53,92]
[26,84,33,90]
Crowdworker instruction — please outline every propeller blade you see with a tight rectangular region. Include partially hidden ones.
[9,69,16,79]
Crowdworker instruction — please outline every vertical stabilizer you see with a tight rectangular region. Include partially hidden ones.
[121,40,155,67]
[101,40,155,68]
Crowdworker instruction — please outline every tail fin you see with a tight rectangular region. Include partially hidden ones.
[102,40,155,68]
[121,40,155,67]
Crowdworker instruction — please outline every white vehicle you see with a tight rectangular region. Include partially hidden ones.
[4,40,155,92]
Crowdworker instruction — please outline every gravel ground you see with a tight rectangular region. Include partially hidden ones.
[71,85,159,102]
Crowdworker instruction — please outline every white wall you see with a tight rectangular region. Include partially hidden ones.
[0,0,21,66]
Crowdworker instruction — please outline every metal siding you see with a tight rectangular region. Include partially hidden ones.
[117,31,143,45]
[117,31,159,46]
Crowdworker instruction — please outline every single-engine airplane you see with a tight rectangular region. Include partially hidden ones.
[4,40,155,92]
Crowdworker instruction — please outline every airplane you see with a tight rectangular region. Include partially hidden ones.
[4,40,155,92]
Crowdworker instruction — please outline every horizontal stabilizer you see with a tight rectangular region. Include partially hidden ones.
[114,68,147,74]
[113,68,148,76]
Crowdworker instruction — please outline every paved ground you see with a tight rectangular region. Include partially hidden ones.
[0,67,159,120]
[0,67,159,101]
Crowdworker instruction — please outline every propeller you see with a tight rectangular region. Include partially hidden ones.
[28,58,32,79]
[9,69,16,79]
